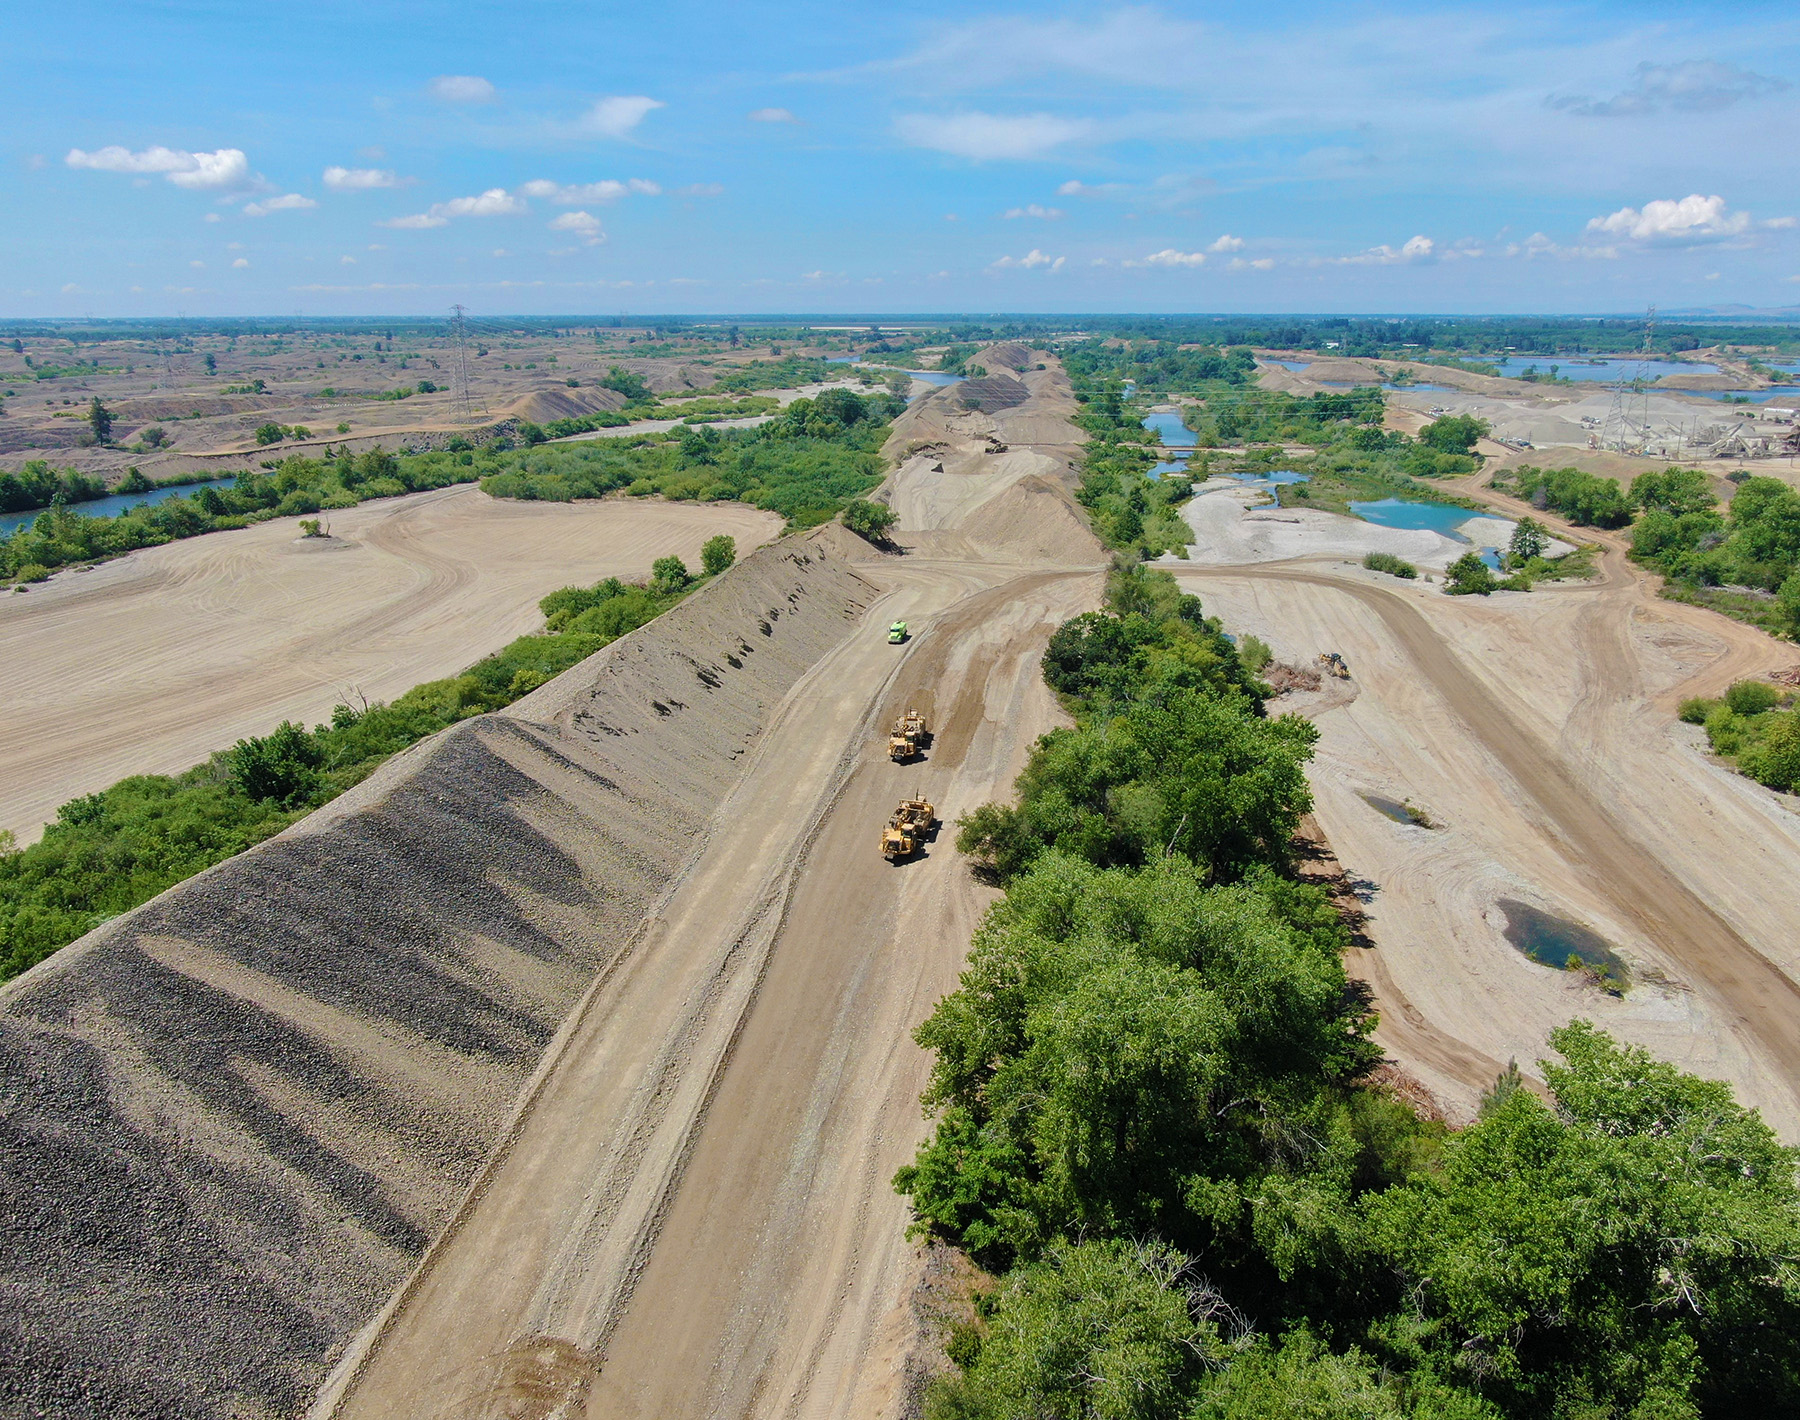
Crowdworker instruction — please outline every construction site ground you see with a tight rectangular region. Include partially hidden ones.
[0,488,781,844]
[1168,476,1800,1135]
[11,345,1800,1419]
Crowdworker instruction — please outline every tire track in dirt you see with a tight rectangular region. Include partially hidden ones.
[1188,562,1800,1083]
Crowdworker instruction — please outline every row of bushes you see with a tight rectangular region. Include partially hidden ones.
[898,561,1800,1420]
[0,547,733,980]
[1681,680,1800,792]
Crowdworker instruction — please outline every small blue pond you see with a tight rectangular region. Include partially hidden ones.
[1488,356,1717,382]
[1262,358,1312,372]
[0,476,239,540]
[1350,496,1502,569]
[1695,385,1800,404]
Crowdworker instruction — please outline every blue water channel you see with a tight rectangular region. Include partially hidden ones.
[0,476,239,540]
[828,357,964,395]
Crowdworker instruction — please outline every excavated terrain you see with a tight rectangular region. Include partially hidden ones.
[0,354,1105,1420]
[0,535,878,1419]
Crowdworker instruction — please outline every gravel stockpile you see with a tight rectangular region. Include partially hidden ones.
[0,530,874,1419]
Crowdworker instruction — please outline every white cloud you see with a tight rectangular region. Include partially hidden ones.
[990,248,1065,271]
[492,249,507,257]
[340,255,357,265]
[577,95,664,139]
[517,178,659,203]
[1550,60,1788,118]
[549,210,606,245]
[1126,248,1207,268]
[1208,234,1245,253]
[1325,234,1437,266]
[382,187,525,228]
[204,212,221,223]
[67,145,250,190]
[324,165,399,190]
[232,257,250,268]
[1504,232,1618,260]
[190,260,205,269]
[1228,257,1276,271]
[431,75,495,103]
[674,182,724,197]
[242,193,316,217]
[1586,194,1750,245]
[1003,204,1064,220]
[895,111,1091,161]
[749,107,799,123]
[61,283,80,294]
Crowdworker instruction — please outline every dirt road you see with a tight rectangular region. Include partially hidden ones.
[1173,493,1800,1131]
[305,363,1103,1419]
[0,487,780,843]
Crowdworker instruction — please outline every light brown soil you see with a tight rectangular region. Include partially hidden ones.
[309,350,1106,1420]
[0,488,781,843]
[1174,487,1800,1132]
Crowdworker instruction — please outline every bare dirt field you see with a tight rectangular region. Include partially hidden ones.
[1168,482,1800,1134]
[0,488,781,842]
[0,355,1106,1420]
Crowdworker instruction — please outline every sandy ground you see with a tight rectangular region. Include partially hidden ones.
[304,361,1103,1420]
[1167,483,1800,1133]
[0,488,781,843]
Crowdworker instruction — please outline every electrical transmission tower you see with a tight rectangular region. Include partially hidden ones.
[1602,305,1656,453]
[450,304,476,421]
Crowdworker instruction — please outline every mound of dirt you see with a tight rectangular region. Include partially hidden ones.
[979,342,1033,372]
[0,529,875,1420]
[503,385,629,425]
[963,472,1102,565]
[954,373,1032,414]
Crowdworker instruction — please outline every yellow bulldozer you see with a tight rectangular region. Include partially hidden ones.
[887,708,930,762]
[880,797,937,862]
[1318,652,1350,680]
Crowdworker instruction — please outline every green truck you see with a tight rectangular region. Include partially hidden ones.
[888,621,908,644]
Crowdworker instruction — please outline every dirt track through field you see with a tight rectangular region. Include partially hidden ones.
[1194,561,1800,1082]
[0,487,781,843]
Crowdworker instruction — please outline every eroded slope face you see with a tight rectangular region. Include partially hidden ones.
[0,533,873,1420]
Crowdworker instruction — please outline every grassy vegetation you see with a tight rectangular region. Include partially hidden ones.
[0,550,733,982]
[481,387,902,528]
[0,389,901,584]
[1363,551,1418,578]
[899,562,1800,1420]
[1681,680,1800,794]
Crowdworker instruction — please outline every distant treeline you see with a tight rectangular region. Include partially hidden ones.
[0,545,735,981]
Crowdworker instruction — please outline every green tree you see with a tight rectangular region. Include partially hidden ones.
[254,422,285,446]
[1507,516,1547,563]
[600,365,653,402]
[1632,466,1717,517]
[204,352,216,374]
[651,554,691,594]
[87,397,113,443]
[1778,571,1800,637]
[227,721,323,806]
[841,498,898,543]
[1444,551,1498,595]
[700,534,736,577]
[1366,1022,1800,1417]
[1419,414,1490,454]
[924,1240,1227,1420]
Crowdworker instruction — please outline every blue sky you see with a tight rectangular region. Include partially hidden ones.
[7,1,1800,317]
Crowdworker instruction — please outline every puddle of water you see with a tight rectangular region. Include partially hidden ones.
[1142,410,1197,447]
[1349,496,1503,570]
[1498,897,1627,980]
[1360,793,1433,827]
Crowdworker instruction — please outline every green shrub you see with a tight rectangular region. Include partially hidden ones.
[701,534,736,576]
[1725,679,1781,716]
[1678,696,1717,724]
[1362,551,1418,579]
[842,498,898,543]
[1444,551,1498,595]
[14,563,50,583]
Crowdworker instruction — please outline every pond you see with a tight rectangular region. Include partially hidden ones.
[1349,496,1503,569]
[825,358,964,394]
[0,476,240,540]
[1261,358,1313,373]
[1141,410,1196,447]
[1498,897,1627,979]
[1488,355,1718,382]
[1695,385,1800,404]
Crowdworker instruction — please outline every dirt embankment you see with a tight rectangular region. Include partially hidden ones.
[0,531,876,1420]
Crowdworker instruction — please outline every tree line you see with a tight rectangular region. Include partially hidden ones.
[897,561,1800,1419]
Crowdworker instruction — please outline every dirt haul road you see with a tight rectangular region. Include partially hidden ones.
[0,487,781,844]
[1170,486,1800,1134]
[306,358,1103,1419]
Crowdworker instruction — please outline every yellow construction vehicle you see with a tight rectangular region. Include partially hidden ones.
[887,708,930,762]
[1319,652,1350,680]
[880,797,937,861]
